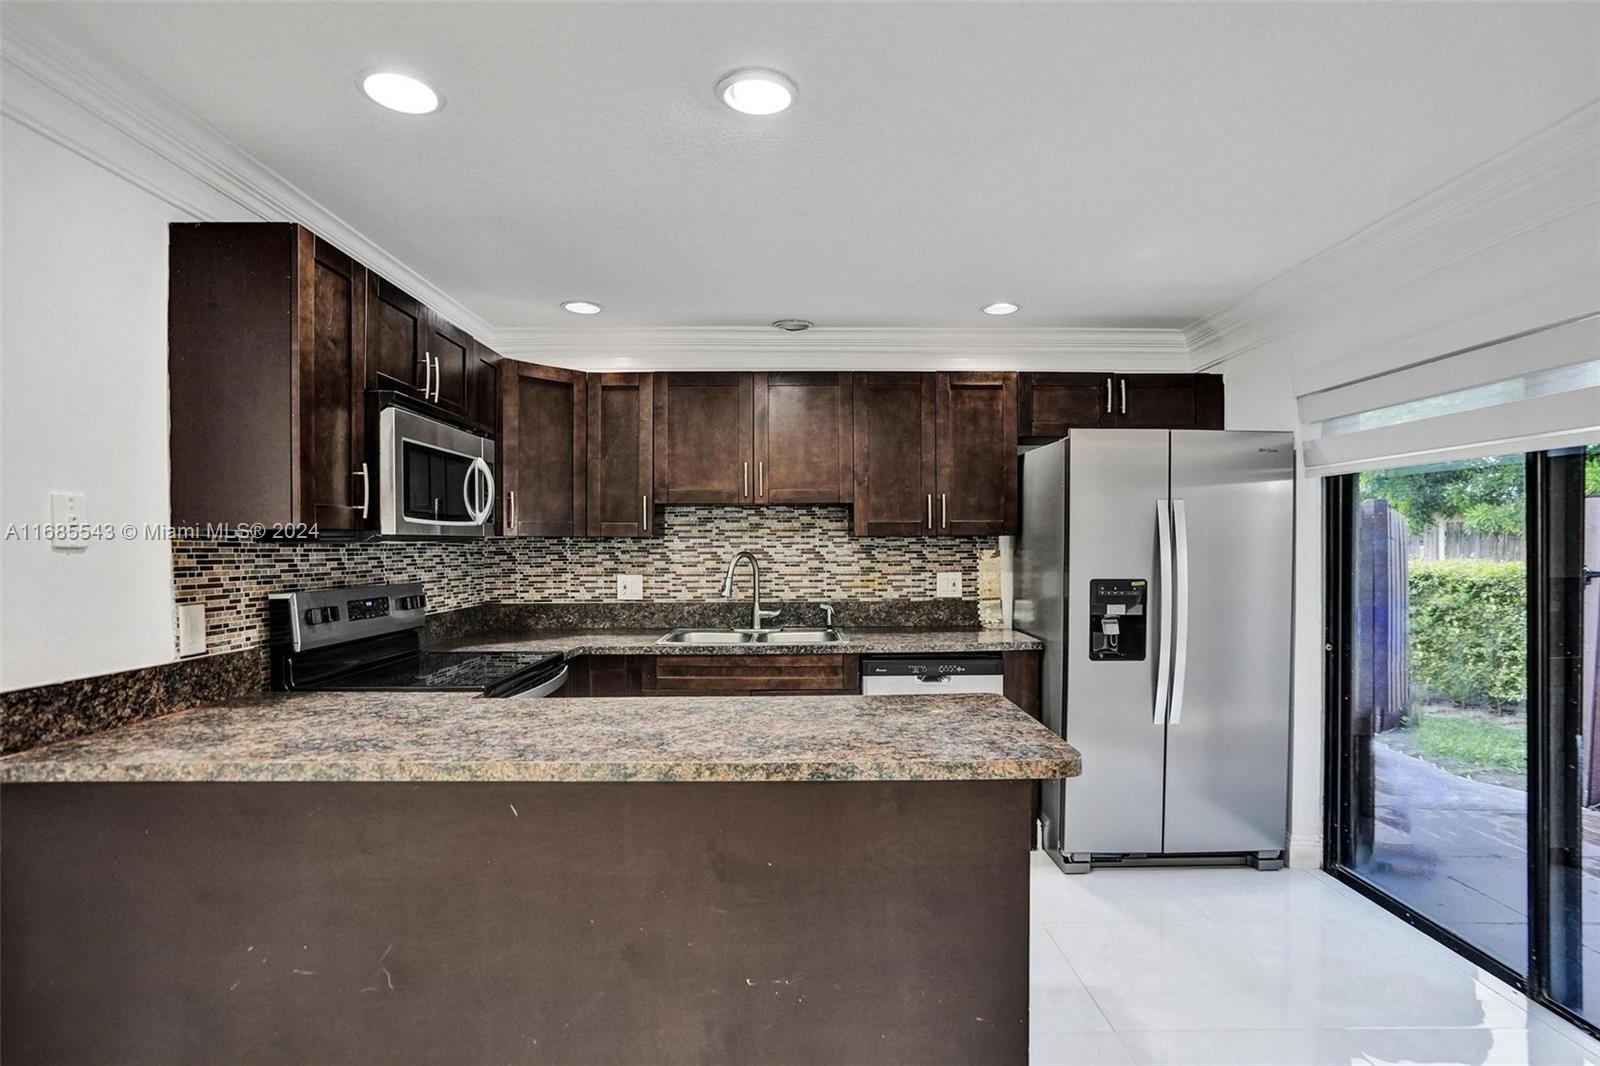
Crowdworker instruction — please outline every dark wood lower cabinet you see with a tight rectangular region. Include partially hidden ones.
[645,654,859,695]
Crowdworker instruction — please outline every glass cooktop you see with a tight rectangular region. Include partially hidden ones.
[326,650,564,694]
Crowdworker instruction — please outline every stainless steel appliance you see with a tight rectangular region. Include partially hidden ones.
[376,399,496,537]
[1015,431,1294,873]
[269,582,566,698]
[860,655,1006,695]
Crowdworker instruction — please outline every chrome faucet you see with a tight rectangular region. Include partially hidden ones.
[721,549,781,633]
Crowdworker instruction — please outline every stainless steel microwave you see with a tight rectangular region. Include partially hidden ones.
[377,404,496,537]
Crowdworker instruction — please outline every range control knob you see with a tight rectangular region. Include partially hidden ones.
[397,594,426,611]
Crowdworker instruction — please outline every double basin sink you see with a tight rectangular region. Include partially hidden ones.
[657,627,844,646]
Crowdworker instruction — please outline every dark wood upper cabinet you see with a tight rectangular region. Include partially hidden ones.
[935,372,1017,536]
[170,222,370,530]
[653,373,755,505]
[466,338,500,431]
[587,373,655,537]
[754,372,853,505]
[1019,372,1116,438]
[426,312,472,416]
[366,275,427,395]
[852,373,936,536]
[1116,373,1224,429]
[1020,372,1224,436]
[500,362,586,536]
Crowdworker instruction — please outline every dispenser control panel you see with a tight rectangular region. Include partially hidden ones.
[1089,578,1147,662]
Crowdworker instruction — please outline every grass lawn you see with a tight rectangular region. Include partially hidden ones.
[1405,709,1527,777]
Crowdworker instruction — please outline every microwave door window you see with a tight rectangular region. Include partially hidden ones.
[404,441,434,521]
[402,441,475,524]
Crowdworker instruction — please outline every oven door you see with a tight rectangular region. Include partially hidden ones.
[378,405,496,536]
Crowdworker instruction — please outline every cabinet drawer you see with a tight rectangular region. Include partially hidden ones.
[646,654,858,695]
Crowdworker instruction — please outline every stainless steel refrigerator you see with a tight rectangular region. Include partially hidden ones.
[1015,431,1294,873]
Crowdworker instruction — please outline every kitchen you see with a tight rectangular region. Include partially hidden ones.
[2,3,1598,1064]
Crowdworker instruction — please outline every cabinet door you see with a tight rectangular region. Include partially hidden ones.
[653,373,755,504]
[426,312,472,414]
[295,231,369,530]
[587,373,655,537]
[1114,373,1208,429]
[851,373,935,536]
[1020,373,1115,438]
[934,372,1017,536]
[366,275,427,393]
[466,338,500,431]
[500,362,586,536]
[755,372,853,504]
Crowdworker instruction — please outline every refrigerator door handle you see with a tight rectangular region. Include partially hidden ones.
[1154,499,1174,725]
[1169,498,1191,725]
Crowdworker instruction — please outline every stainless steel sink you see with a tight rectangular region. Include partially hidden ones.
[657,627,844,646]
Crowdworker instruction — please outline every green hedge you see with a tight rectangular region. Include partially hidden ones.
[1408,559,1525,712]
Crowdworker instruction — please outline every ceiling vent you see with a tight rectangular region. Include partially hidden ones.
[772,319,814,332]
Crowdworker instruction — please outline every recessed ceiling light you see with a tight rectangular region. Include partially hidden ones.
[982,302,1020,316]
[717,69,797,115]
[561,301,603,315]
[361,71,442,115]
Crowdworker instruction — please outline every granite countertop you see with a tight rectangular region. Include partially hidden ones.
[437,627,1043,658]
[0,692,1080,784]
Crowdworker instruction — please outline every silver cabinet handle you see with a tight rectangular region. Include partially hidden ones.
[758,460,765,499]
[642,494,649,533]
[420,353,433,399]
[927,493,934,530]
[431,355,442,403]
[1120,378,1127,415]
[743,461,750,499]
[507,489,517,532]
[1169,499,1190,725]
[354,462,370,519]
[1154,499,1174,725]
[1105,377,1113,413]
[941,492,947,530]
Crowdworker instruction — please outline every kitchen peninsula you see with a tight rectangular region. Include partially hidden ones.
[1,689,1079,1065]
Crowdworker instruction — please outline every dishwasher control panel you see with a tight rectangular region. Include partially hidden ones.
[860,655,1006,695]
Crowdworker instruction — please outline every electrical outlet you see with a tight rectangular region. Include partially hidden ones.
[936,571,963,598]
[616,574,644,600]
[176,603,207,657]
[49,491,89,551]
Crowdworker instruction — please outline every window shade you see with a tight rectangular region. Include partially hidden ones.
[1299,314,1600,476]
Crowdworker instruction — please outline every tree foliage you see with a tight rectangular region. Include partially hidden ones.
[1360,459,1524,535]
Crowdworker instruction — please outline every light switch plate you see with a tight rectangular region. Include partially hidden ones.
[176,603,207,657]
[936,571,963,598]
[616,574,644,600]
[49,491,89,551]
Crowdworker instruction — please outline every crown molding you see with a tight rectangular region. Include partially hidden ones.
[0,12,494,338]
[1186,100,1600,371]
[489,326,1192,371]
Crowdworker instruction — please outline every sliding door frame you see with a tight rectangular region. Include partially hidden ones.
[1322,455,1599,1039]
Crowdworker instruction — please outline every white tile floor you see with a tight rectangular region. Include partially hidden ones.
[1028,853,1600,1065]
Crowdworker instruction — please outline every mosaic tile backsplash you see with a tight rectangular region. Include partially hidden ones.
[175,507,993,655]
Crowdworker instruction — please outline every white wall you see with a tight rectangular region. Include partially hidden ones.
[1211,185,1600,868]
[0,119,203,689]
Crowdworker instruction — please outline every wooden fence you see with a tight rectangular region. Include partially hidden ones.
[1408,519,1526,562]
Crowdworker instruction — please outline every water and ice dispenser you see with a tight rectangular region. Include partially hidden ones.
[1088,578,1147,661]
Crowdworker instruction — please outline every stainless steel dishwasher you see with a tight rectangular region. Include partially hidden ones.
[860,655,1006,695]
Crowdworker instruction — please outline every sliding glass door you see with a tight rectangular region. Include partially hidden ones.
[1326,443,1600,1033]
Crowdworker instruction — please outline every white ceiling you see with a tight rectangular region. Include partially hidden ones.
[15,2,1600,330]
